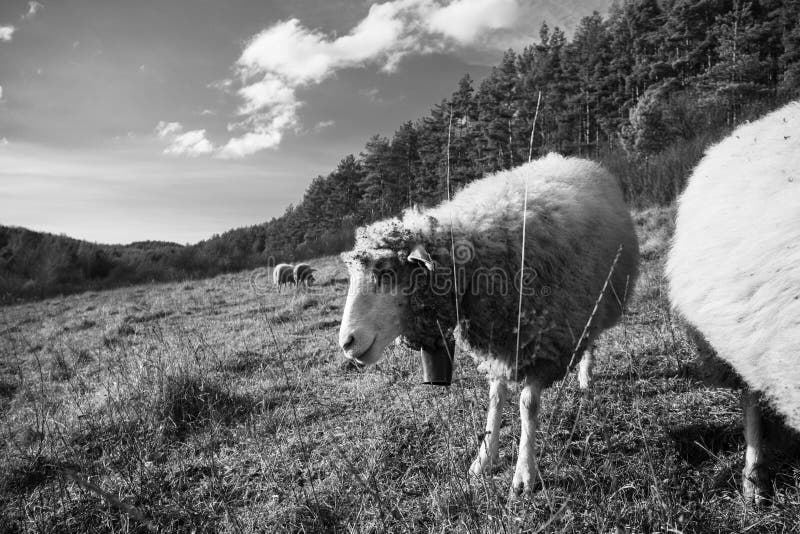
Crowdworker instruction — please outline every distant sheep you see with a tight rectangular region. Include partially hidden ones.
[339,154,639,494]
[273,263,295,291]
[293,263,316,289]
[667,101,800,503]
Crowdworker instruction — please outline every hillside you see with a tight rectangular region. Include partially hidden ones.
[0,226,192,303]
[2,207,799,532]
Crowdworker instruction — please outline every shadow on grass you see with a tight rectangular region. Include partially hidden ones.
[1,457,81,496]
[156,375,258,440]
[669,422,742,466]
[218,350,264,373]
[0,378,17,399]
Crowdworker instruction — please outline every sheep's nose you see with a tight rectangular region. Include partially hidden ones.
[341,334,355,352]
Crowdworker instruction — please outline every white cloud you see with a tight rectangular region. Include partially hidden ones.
[0,85,3,100]
[155,121,214,157]
[219,3,415,159]
[236,76,296,114]
[179,0,540,158]
[217,105,296,159]
[0,26,15,42]
[359,87,384,104]
[426,0,520,45]
[22,1,43,20]
[166,130,214,156]
[0,137,8,146]
[155,121,182,139]
[313,120,335,132]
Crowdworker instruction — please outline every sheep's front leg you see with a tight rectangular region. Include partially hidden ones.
[511,378,543,495]
[469,377,507,477]
[741,389,769,504]
[578,344,596,390]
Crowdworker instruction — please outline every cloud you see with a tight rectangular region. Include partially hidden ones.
[0,85,3,100]
[219,2,415,159]
[217,105,296,159]
[179,0,546,158]
[0,137,8,146]
[155,121,182,139]
[359,87,384,104]
[312,120,335,132]
[22,1,43,20]
[426,0,521,45]
[0,26,15,42]
[155,121,214,157]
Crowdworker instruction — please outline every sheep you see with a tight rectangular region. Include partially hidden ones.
[338,153,639,495]
[293,263,316,289]
[273,263,295,292]
[666,100,800,504]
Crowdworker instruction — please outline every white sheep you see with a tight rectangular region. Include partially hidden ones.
[667,100,800,503]
[339,154,639,494]
[293,263,316,289]
[273,263,295,292]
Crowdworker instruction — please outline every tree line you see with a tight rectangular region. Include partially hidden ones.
[2,0,799,302]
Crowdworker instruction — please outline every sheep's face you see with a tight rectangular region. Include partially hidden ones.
[339,246,433,365]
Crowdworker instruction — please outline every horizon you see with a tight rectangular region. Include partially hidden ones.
[0,0,611,245]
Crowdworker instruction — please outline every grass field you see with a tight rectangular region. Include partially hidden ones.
[2,206,800,533]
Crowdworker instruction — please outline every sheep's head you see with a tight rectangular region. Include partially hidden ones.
[338,218,442,366]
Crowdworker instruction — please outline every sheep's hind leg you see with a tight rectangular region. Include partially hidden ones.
[741,389,769,505]
[469,377,507,477]
[578,344,596,390]
[511,377,544,496]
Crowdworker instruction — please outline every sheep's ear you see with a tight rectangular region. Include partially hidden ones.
[408,245,434,271]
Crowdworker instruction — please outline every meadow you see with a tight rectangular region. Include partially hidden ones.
[2,206,800,533]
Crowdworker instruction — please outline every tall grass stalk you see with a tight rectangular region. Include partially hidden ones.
[515,90,542,382]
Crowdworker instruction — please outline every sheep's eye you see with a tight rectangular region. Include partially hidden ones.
[372,260,398,288]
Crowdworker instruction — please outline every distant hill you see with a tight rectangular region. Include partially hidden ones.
[0,226,191,302]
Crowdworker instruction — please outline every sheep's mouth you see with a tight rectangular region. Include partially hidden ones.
[351,338,377,365]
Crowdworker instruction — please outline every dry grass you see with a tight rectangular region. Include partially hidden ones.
[1,210,800,533]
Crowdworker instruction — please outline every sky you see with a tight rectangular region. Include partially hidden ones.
[0,0,611,245]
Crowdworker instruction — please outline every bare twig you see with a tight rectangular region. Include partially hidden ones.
[59,468,155,531]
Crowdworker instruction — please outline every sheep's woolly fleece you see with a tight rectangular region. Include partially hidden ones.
[293,263,314,284]
[667,100,800,430]
[273,263,294,285]
[347,153,639,383]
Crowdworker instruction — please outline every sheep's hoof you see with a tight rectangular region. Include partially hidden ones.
[468,455,496,478]
[742,465,770,506]
[510,465,537,497]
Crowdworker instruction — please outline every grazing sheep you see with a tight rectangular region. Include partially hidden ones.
[273,263,295,291]
[667,101,800,503]
[339,154,639,494]
[293,263,316,289]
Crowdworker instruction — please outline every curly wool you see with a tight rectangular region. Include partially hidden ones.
[667,100,800,431]
[352,154,639,383]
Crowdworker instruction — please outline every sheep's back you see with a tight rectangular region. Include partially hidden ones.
[422,154,638,380]
[667,101,800,430]
[273,263,294,285]
[294,263,313,282]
